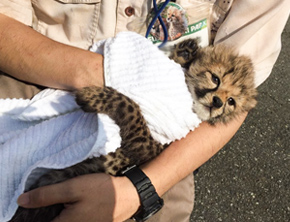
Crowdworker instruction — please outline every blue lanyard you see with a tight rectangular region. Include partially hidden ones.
[145,0,171,48]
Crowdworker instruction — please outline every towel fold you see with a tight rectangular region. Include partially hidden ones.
[0,32,200,221]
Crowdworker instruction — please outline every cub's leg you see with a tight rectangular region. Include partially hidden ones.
[75,86,149,146]
[76,86,165,173]
[76,86,166,172]
[11,86,166,222]
[170,38,199,68]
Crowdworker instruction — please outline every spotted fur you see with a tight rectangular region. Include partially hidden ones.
[11,38,256,222]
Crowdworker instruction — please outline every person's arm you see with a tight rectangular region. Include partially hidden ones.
[142,113,247,196]
[0,13,104,90]
[17,113,246,222]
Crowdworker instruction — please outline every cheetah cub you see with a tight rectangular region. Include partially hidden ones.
[10,39,257,222]
[170,39,257,124]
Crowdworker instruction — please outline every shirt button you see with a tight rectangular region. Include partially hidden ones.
[125,7,135,17]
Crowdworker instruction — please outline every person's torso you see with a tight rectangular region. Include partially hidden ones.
[31,0,232,49]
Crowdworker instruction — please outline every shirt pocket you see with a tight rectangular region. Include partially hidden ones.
[32,0,101,49]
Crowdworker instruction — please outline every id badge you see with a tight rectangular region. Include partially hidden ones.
[148,2,188,42]
[147,2,209,53]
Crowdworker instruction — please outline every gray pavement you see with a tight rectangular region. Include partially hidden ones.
[190,19,290,222]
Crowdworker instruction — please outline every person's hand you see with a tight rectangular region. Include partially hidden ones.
[17,173,140,222]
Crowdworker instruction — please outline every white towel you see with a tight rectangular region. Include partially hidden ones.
[0,32,201,221]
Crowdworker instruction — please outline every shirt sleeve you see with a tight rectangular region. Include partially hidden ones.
[0,0,34,26]
[214,0,290,87]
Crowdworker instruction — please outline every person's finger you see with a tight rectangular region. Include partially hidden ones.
[17,179,79,208]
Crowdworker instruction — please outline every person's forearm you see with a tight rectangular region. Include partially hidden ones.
[142,113,247,196]
[0,14,104,90]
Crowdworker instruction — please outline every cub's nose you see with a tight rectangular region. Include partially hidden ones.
[212,96,223,108]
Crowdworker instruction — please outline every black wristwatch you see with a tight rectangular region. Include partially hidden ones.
[122,165,164,222]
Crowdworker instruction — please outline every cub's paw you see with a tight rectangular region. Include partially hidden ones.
[170,39,199,68]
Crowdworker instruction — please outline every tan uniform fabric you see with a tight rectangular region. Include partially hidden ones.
[214,0,290,86]
[0,71,43,99]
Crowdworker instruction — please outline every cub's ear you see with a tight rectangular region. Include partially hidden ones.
[232,55,255,79]
[244,96,258,112]
[232,55,258,113]
[169,38,200,68]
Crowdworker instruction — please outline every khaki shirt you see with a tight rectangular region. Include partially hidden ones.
[1,0,289,86]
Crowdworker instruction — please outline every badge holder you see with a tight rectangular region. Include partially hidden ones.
[146,0,188,48]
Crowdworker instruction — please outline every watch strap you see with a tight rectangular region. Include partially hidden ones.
[123,165,164,221]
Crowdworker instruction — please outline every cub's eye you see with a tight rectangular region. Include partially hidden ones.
[228,97,236,106]
[211,74,220,85]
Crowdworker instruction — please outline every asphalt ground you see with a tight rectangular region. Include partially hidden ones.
[190,18,290,222]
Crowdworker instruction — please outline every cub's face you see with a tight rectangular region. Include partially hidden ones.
[185,45,257,124]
